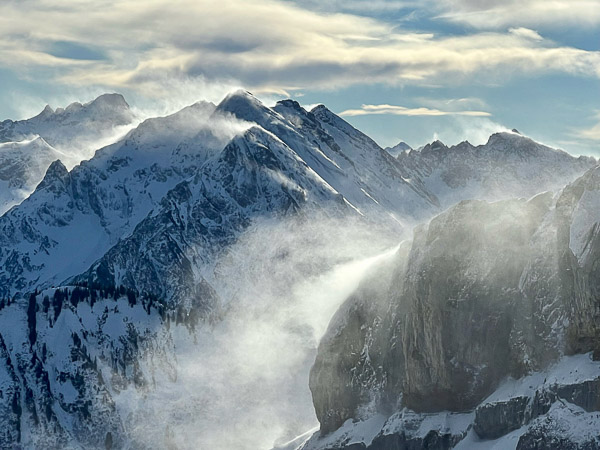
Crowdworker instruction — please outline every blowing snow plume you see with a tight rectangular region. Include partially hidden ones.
[120,215,403,450]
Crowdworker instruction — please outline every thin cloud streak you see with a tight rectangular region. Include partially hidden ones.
[435,0,600,29]
[509,27,544,41]
[574,113,600,141]
[340,103,492,117]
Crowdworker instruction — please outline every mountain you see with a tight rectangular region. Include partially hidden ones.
[0,90,440,301]
[306,165,600,449]
[398,132,596,209]
[218,92,439,223]
[0,93,135,149]
[0,283,180,448]
[0,137,66,213]
[0,90,598,449]
[0,94,138,214]
[384,141,412,157]
[0,100,219,299]
[74,124,349,309]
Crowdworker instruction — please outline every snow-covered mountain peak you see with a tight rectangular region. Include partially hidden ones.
[88,100,218,166]
[126,100,215,140]
[406,139,448,157]
[185,99,217,114]
[309,104,327,115]
[385,141,412,157]
[217,89,266,115]
[275,99,306,113]
[87,92,130,110]
[36,159,69,192]
[311,104,362,137]
[310,104,359,133]
[27,93,134,128]
[0,136,66,214]
[396,131,596,210]
[482,130,563,158]
[310,104,388,159]
[431,139,448,149]
[213,90,280,125]
[37,104,55,119]
[486,130,532,145]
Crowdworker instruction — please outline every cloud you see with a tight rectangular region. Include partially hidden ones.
[284,0,419,14]
[509,27,543,41]
[0,0,599,103]
[413,96,489,110]
[435,0,600,29]
[340,103,491,117]
[46,41,107,61]
[574,113,600,141]
[443,116,512,146]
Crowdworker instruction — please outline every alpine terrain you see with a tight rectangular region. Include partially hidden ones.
[0,90,598,450]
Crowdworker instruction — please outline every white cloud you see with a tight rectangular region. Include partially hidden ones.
[340,103,491,117]
[509,27,543,41]
[436,0,600,29]
[413,96,490,110]
[0,0,598,101]
[417,116,512,148]
[574,113,600,141]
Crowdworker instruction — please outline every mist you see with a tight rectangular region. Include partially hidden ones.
[428,116,511,147]
[57,122,142,170]
[121,215,403,450]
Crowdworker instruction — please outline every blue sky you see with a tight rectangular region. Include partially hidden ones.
[0,0,598,155]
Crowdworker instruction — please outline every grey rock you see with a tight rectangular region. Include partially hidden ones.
[473,396,529,439]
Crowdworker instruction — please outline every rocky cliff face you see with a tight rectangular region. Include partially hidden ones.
[308,166,600,447]
[555,167,600,358]
[304,353,600,449]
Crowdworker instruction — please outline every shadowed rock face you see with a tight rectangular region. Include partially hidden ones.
[310,167,600,435]
[555,168,600,357]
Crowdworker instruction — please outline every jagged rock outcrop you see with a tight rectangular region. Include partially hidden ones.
[306,344,600,449]
[384,141,412,157]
